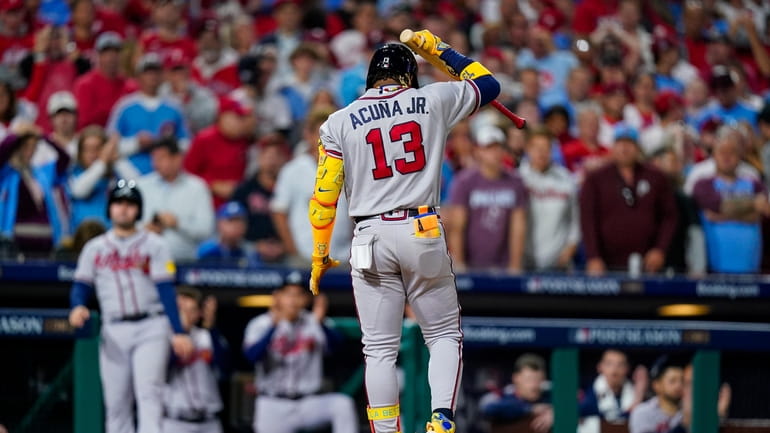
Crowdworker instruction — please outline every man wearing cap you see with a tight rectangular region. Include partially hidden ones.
[694,65,758,130]
[137,137,214,262]
[580,123,678,275]
[107,52,190,175]
[196,201,259,264]
[159,51,218,134]
[447,125,529,272]
[184,96,254,209]
[639,91,693,157]
[73,31,129,129]
[628,358,685,433]
[31,90,79,166]
[242,270,357,433]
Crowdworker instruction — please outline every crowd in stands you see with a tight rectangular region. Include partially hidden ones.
[1,0,770,276]
[475,349,732,433]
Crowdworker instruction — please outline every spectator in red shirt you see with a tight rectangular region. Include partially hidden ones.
[184,97,254,209]
[137,0,196,64]
[0,0,33,68]
[573,0,619,36]
[191,18,240,96]
[69,0,98,59]
[580,123,678,275]
[598,83,629,148]
[94,0,134,38]
[22,26,80,133]
[563,106,610,176]
[72,32,128,129]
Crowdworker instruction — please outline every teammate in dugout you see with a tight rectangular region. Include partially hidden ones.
[163,288,228,433]
[68,179,194,433]
[307,30,501,433]
[242,270,357,433]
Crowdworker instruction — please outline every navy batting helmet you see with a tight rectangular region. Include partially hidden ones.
[107,179,143,221]
[365,43,419,90]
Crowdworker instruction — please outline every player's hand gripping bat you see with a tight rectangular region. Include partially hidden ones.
[399,29,527,129]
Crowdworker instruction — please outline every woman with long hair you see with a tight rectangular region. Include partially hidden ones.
[67,125,139,230]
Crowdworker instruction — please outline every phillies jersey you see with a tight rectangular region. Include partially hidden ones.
[139,31,197,63]
[319,81,479,217]
[73,230,176,320]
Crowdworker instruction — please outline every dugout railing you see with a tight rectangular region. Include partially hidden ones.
[3,262,770,432]
[5,308,769,433]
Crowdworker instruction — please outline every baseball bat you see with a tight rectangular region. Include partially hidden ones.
[399,29,526,129]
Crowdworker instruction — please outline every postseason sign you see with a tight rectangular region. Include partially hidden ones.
[461,317,770,351]
[0,309,94,339]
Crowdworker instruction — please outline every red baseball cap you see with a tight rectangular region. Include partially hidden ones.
[600,82,630,97]
[218,97,251,116]
[654,91,684,116]
[164,50,191,70]
[0,0,24,12]
[537,8,565,33]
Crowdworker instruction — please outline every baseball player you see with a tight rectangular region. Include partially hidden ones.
[68,179,194,433]
[163,287,227,433]
[307,31,501,433]
[242,270,357,433]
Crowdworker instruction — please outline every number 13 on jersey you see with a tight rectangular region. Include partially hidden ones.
[366,120,426,180]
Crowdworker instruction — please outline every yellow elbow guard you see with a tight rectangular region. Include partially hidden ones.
[460,61,492,81]
[309,143,345,257]
[313,144,344,205]
[309,198,337,229]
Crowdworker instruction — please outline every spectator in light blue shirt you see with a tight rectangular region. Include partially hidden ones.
[107,53,190,175]
[695,65,758,130]
[691,132,768,273]
[517,26,578,109]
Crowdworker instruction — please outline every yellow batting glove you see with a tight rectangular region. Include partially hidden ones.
[414,29,450,56]
[309,255,340,296]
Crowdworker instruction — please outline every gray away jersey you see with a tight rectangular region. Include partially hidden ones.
[74,230,176,320]
[242,310,327,397]
[320,81,480,217]
[164,326,223,416]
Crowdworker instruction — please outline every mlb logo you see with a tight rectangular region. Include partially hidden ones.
[573,328,590,343]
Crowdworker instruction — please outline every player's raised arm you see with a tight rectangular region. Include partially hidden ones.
[409,29,501,106]
[307,140,344,295]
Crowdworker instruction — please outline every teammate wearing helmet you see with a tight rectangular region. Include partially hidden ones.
[68,179,194,433]
[308,34,501,433]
